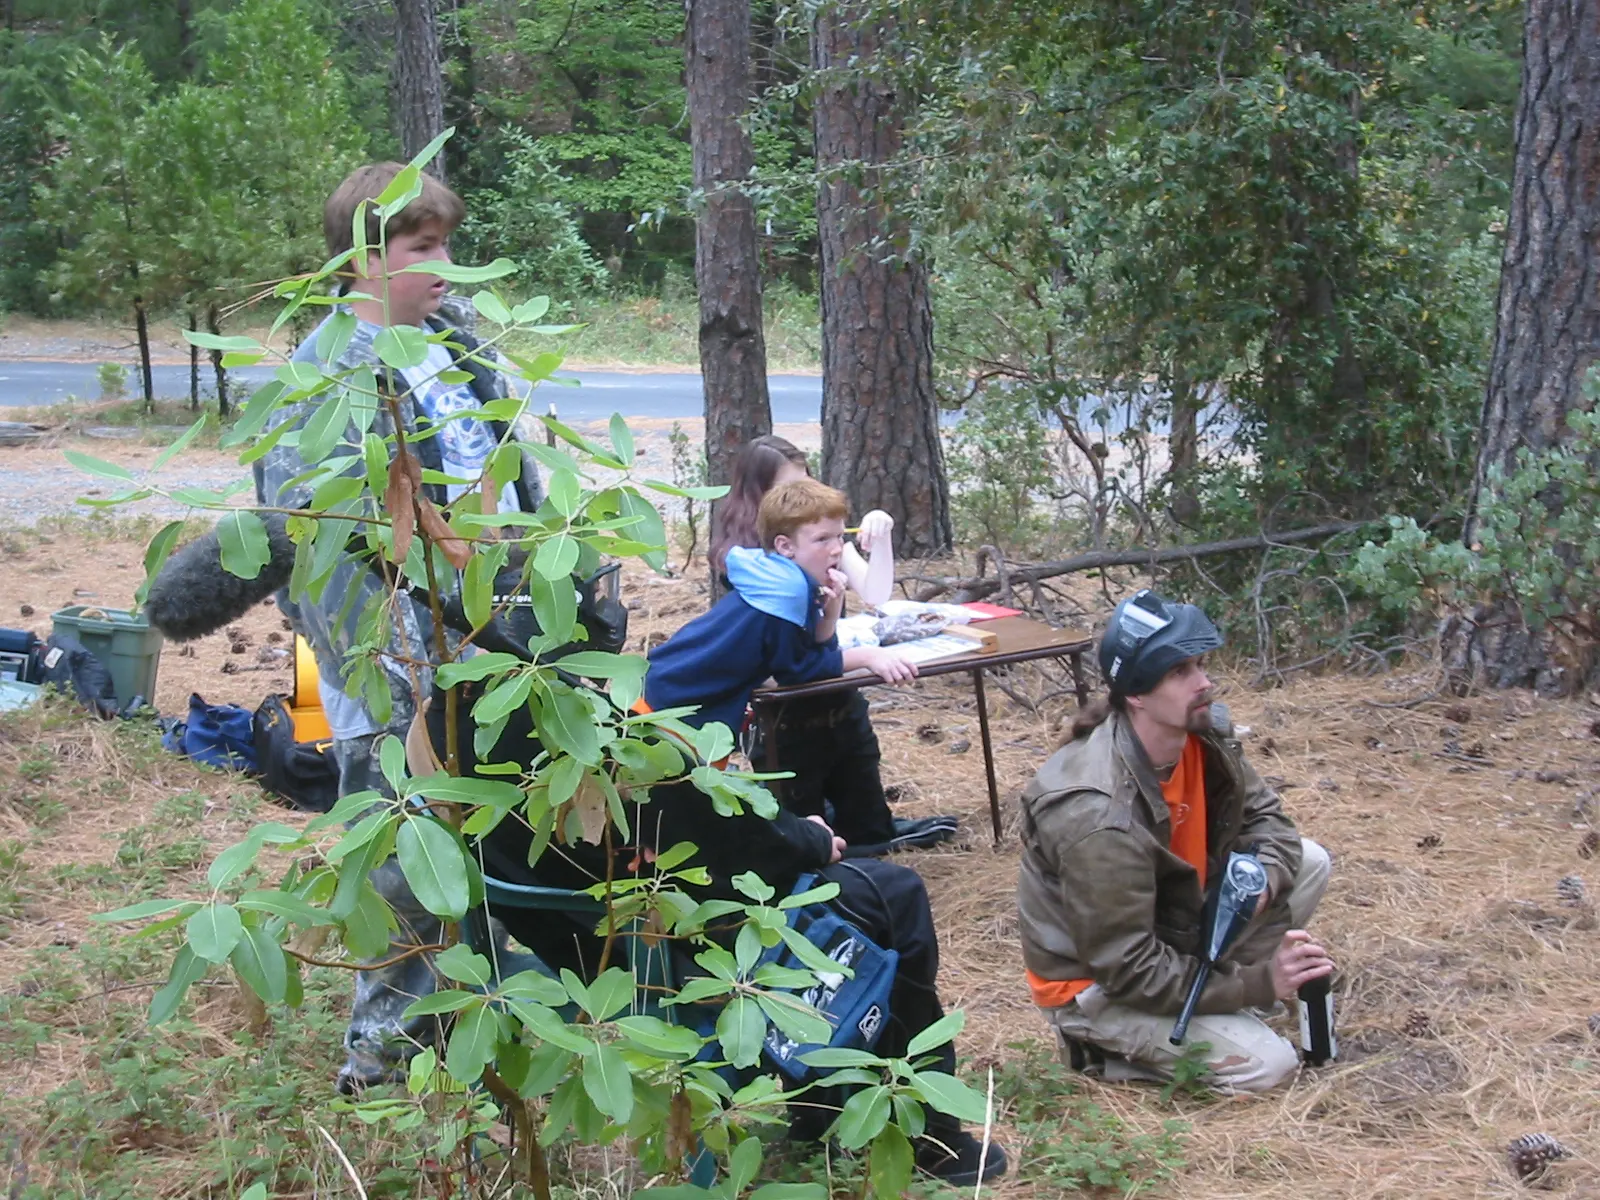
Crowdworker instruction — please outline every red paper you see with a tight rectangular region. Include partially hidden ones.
[961,602,1023,621]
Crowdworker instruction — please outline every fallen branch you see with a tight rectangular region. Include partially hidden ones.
[918,520,1366,603]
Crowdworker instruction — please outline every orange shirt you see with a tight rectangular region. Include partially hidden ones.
[1027,734,1208,1009]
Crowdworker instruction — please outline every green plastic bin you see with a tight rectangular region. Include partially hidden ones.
[50,605,163,710]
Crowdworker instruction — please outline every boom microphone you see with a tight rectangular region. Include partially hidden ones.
[144,514,297,641]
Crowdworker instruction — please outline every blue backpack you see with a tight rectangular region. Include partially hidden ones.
[755,875,899,1084]
[161,693,258,771]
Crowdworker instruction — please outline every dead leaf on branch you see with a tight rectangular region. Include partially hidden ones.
[385,451,420,565]
[417,495,473,570]
[405,699,443,780]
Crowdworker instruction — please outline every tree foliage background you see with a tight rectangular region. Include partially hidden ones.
[0,0,1543,663]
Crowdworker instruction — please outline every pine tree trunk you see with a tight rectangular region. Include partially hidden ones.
[1168,376,1200,526]
[393,0,446,179]
[131,283,153,413]
[176,0,196,77]
[188,309,200,412]
[1450,0,1600,692]
[207,304,230,418]
[812,3,951,557]
[688,0,772,587]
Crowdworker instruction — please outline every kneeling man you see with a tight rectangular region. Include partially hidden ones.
[1018,589,1333,1092]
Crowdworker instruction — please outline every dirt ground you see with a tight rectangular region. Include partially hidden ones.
[1,434,1598,1198]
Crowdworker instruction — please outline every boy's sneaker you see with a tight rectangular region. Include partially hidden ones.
[914,1129,1008,1185]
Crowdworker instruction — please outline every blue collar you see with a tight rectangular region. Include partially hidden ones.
[724,546,815,628]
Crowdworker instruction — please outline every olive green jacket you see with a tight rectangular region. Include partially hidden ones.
[1017,705,1302,1015]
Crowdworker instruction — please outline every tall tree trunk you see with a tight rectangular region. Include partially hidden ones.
[207,303,230,418]
[811,2,951,557]
[393,0,447,179]
[688,0,772,592]
[441,0,479,186]
[188,309,200,412]
[1451,0,1600,691]
[1167,375,1200,526]
[175,0,196,77]
[130,276,153,413]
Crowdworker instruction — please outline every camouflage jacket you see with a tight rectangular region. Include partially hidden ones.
[252,309,547,744]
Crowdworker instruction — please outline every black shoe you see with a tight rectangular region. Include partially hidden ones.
[914,1129,1008,1186]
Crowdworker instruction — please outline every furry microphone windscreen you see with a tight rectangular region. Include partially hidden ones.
[144,513,297,641]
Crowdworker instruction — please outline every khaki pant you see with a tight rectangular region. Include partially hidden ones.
[1041,837,1330,1094]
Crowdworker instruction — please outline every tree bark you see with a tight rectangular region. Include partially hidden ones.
[393,0,447,179]
[188,309,200,412]
[687,0,772,585]
[811,2,951,557]
[207,303,230,418]
[132,293,153,413]
[1167,375,1200,526]
[175,0,196,77]
[1451,0,1600,692]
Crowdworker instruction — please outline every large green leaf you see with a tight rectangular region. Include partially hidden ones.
[581,966,636,1022]
[149,945,208,1025]
[581,1042,634,1123]
[343,880,398,958]
[399,259,517,284]
[186,903,245,964]
[230,925,289,1004]
[907,1069,989,1124]
[868,1124,914,1200]
[434,944,492,986]
[396,815,471,920]
[216,511,271,580]
[445,1002,501,1084]
[531,532,580,581]
[95,897,199,924]
[134,520,186,611]
[296,390,350,465]
[905,1009,966,1058]
[405,772,524,808]
[833,1085,891,1151]
[616,490,668,572]
[536,686,601,765]
[373,325,430,370]
[235,889,335,927]
[402,988,482,1019]
[608,413,635,467]
[614,1015,704,1060]
[716,995,767,1070]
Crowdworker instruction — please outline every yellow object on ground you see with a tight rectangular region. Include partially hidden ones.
[289,635,330,742]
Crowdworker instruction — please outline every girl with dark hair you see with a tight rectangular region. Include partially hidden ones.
[710,435,896,603]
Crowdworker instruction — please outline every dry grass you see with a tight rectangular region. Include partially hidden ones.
[2,525,1597,1197]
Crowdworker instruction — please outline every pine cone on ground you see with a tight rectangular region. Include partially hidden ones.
[1580,830,1599,860]
[1401,1008,1432,1038]
[1506,1133,1573,1187]
[1556,874,1589,907]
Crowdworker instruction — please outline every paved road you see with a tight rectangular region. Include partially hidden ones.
[0,359,824,424]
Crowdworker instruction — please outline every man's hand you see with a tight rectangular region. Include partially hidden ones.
[856,509,894,554]
[859,646,918,684]
[1270,930,1334,1000]
[805,814,846,864]
[819,568,848,621]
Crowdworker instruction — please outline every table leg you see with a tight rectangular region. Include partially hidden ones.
[1069,649,1090,707]
[757,702,782,774]
[972,669,1002,844]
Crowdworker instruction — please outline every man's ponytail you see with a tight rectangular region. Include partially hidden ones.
[1063,694,1125,744]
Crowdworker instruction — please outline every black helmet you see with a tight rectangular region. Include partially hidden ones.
[1098,589,1221,696]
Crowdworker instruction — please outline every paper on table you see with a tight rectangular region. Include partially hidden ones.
[880,631,983,666]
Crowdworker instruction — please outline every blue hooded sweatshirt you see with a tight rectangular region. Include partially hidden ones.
[643,546,844,731]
